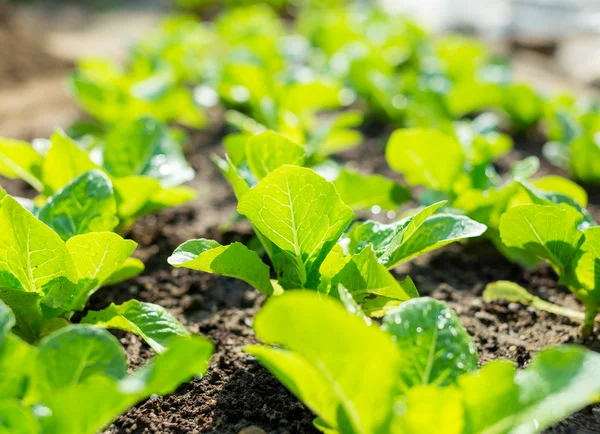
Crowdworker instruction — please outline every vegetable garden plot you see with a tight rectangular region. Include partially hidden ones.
[2,2,600,433]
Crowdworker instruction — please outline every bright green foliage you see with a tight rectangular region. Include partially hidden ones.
[325,246,419,317]
[37,170,118,241]
[103,117,195,187]
[245,131,306,180]
[0,138,44,192]
[217,129,407,213]
[168,239,274,296]
[42,130,99,195]
[499,203,600,333]
[386,129,465,194]
[385,126,591,267]
[70,58,206,128]
[247,291,403,434]
[0,302,213,434]
[382,297,478,391]
[0,195,190,349]
[0,127,196,229]
[238,165,354,289]
[248,291,600,434]
[81,300,189,353]
[345,202,487,269]
[174,166,485,313]
[333,169,410,211]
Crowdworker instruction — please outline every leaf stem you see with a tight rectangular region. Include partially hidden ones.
[581,308,597,337]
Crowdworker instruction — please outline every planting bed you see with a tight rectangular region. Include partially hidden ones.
[67,137,598,434]
[4,3,600,434]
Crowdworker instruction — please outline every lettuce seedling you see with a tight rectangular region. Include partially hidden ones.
[170,164,485,315]
[70,58,206,129]
[0,125,196,231]
[487,203,600,335]
[386,127,592,267]
[0,299,213,434]
[0,195,187,351]
[541,94,600,184]
[247,290,600,434]
[221,129,410,212]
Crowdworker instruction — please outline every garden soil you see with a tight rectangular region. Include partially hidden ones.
[1,10,600,432]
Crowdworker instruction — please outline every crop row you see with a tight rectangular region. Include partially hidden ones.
[1,2,600,434]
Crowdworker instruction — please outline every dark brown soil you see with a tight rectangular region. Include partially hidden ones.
[1,13,599,431]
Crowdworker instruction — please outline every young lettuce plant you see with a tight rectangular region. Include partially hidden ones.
[169,163,485,315]
[70,58,206,129]
[485,203,600,335]
[247,290,600,434]
[0,194,187,352]
[386,127,592,267]
[221,129,410,213]
[0,299,213,434]
[542,94,600,184]
[0,120,196,231]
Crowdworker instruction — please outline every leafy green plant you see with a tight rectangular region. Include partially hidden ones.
[385,127,593,267]
[247,290,600,434]
[485,203,600,335]
[0,122,196,231]
[541,94,600,184]
[221,129,409,212]
[0,194,189,350]
[70,58,206,128]
[170,164,485,315]
[0,299,213,434]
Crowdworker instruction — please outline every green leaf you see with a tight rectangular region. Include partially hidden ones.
[65,232,138,311]
[125,334,213,396]
[104,117,194,187]
[347,202,486,269]
[0,196,77,308]
[333,169,410,211]
[382,297,478,391]
[515,179,595,228]
[112,176,162,220]
[245,130,306,180]
[168,239,274,296]
[103,257,145,286]
[0,334,37,400]
[0,138,43,192]
[483,280,586,321]
[394,345,600,433]
[36,326,127,392]
[238,166,354,289]
[391,386,464,434]
[0,299,14,345]
[245,346,338,427]
[331,245,418,311]
[0,289,43,343]
[250,291,403,434]
[212,154,251,200]
[386,129,464,193]
[128,185,197,223]
[463,345,600,434]
[38,334,212,434]
[42,130,99,194]
[37,170,119,241]
[570,134,600,184]
[499,204,583,275]
[571,227,600,306]
[0,400,40,434]
[82,300,188,353]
